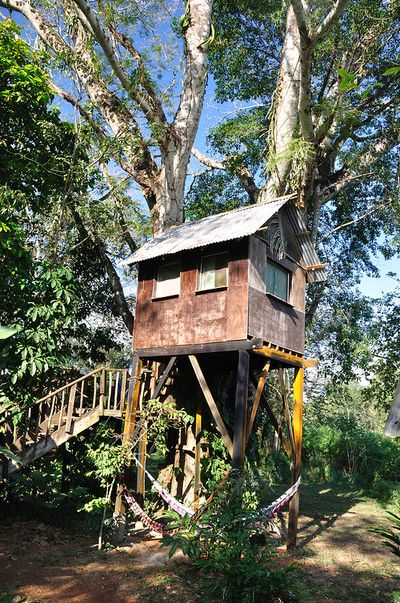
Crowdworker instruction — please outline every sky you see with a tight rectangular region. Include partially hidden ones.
[359,255,399,298]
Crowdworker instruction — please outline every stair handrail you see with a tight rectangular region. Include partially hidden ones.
[0,366,124,424]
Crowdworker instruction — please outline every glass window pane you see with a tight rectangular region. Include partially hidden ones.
[200,253,228,290]
[266,262,289,301]
[274,269,288,300]
[156,262,180,297]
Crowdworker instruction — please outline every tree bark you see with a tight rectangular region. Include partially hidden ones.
[0,0,214,233]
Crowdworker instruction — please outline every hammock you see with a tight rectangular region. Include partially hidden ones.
[122,487,171,534]
[122,461,301,533]
[133,457,194,517]
[260,477,301,519]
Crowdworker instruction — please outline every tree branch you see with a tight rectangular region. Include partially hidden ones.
[71,0,165,126]
[289,0,311,42]
[319,199,392,243]
[312,0,349,42]
[69,203,134,334]
[192,147,260,203]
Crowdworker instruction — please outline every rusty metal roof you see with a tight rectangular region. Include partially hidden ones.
[124,197,326,281]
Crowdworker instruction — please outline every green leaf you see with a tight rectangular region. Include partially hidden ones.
[0,325,17,339]
[383,66,400,76]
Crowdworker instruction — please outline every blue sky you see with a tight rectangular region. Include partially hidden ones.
[359,255,399,298]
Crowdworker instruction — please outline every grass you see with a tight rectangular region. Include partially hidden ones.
[290,482,400,603]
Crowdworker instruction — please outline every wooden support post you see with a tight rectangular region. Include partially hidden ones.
[152,356,176,399]
[193,398,202,510]
[246,360,270,446]
[232,350,249,472]
[135,367,148,506]
[249,372,293,458]
[287,366,304,550]
[113,355,142,542]
[99,369,105,414]
[65,384,77,435]
[278,368,296,462]
[189,355,233,458]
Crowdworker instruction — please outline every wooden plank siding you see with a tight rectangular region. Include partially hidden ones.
[247,235,306,354]
[133,232,307,355]
[133,241,249,349]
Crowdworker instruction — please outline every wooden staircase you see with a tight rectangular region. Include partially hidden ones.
[0,367,130,479]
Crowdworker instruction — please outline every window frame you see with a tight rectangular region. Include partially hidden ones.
[197,250,229,292]
[153,260,181,299]
[266,259,291,303]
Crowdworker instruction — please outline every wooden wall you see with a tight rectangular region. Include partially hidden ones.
[133,240,249,349]
[248,235,306,354]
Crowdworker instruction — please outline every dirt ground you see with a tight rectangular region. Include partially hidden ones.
[0,484,399,603]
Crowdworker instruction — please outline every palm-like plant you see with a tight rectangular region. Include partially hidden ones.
[370,503,400,558]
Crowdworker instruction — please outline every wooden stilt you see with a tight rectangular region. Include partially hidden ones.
[287,366,304,550]
[136,373,147,507]
[278,368,296,463]
[246,360,270,446]
[232,350,249,472]
[189,355,233,458]
[152,356,176,399]
[249,371,292,458]
[113,355,142,542]
[193,398,202,510]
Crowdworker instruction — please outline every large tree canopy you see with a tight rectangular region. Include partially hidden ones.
[0,0,214,234]
[1,2,399,395]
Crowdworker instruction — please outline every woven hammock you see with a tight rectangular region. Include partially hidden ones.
[123,460,301,533]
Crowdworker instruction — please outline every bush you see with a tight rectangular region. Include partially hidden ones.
[303,413,400,495]
[162,475,297,603]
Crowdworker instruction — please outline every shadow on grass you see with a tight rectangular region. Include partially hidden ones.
[295,481,364,549]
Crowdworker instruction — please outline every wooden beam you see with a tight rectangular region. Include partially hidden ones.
[65,383,77,434]
[253,346,303,367]
[287,366,304,550]
[137,338,263,358]
[232,351,249,471]
[303,357,319,368]
[189,355,233,459]
[246,360,270,445]
[278,369,296,462]
[249,372,292,458]
[151,356,176,399]
[122,355,142,442]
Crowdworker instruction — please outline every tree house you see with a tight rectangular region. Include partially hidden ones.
[122,197,326,547]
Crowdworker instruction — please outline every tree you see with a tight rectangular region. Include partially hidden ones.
[0,0,214,234]
[0,20,130,407]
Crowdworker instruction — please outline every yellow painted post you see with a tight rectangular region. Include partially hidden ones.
[287,366,304,550]
[193,399,202,510]
[136,378,147,506]
[113,356,142,542]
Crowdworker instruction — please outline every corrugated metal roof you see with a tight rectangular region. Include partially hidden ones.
[124,197,327,282]
[125,198,289,264]
[285,204,327,282]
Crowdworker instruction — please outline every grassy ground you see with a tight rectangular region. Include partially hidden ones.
[0,482,398,602]
[292,482,399,602]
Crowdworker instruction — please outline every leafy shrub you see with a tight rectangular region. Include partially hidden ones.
[162,475,297,603]
[303,413,400,496]
[370,501,400,558]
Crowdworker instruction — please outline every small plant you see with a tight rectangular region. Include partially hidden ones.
[161,474,296,602]
[370,501,400,558]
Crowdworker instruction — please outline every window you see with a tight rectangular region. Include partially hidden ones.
[199,252,228,290]
[266,261,289,302]
[155,261,181,298]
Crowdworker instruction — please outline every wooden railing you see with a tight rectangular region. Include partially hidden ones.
[0,367,129,455]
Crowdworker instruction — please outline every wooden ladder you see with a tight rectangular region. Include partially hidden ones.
[0,367,130,479]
